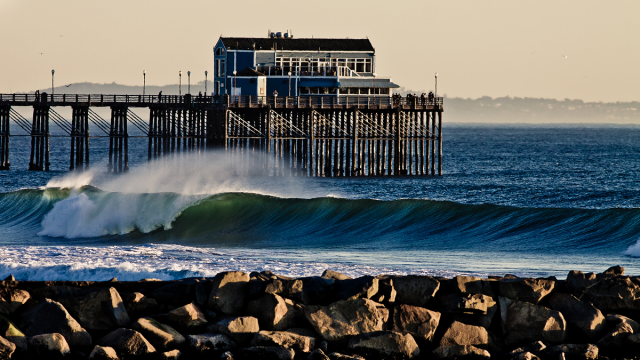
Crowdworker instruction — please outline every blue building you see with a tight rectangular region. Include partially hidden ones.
[213,33,399,97]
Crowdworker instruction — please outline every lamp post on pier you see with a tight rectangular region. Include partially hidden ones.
[288,71,292,97]
[143,70,146,96]
[187,71,191,94]
[205,71,208,94]
[372,72,377,96]
[51,69,55,97]
[179,71,182,96]
[233,70,237,98]
[435,72,438,98]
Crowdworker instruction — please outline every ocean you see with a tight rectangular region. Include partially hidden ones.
[1,123,639,281]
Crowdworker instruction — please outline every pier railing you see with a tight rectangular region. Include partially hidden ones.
[0,94,443,110]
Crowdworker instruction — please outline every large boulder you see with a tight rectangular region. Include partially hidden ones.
[348,331,420,360]
[207,271,250,315]
[300,277,336,306]
[186,333,237,354]
[374,276,396,304]
[547,344,598,360]
[305,299,389,342]
[265,279,305,303]
[334,276,379,302]
[98,328,156,357]
[498,278,555,304]
[33,287,131,331]
[433,345,490,359]
[391,276,439,307]
[160,349,181,360]
[439,321,488,348]
[28,333,70,358]
[0,335,16,360]
[443,276,495,297]
[132,317,185,351]
[0,288,30,315]
[547,293,605,340]
[566,271,597,296]
[321,270,352,281]
[582,276,640,312]
[167,303,208,332]
[121,292,161,319]
[391,304,441,342]
[246,294,304,331]
[19,298,92,347]
[208,316,260,344]
[0,314,26,350]
[88,345,120,360]
[596,314,640,348]
[235,346,295,360]
[500,297,566,346]
[251,330,316,352]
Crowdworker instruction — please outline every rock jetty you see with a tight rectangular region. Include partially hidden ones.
[0,266,638,359]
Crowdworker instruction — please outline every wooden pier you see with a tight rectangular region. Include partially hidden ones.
[0,93,443,176]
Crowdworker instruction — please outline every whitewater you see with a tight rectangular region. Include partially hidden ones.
[1,124,639,280]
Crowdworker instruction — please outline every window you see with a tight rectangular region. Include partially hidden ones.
[215,48,225,56]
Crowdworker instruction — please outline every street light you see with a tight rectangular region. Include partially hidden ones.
[435,72,438,98]
[51,69,55,97]
[288,71,292,97]
[372,72,377,97]
[205,71,208,94]
[187,71,191,94]
[143,70,146,96]
[179,71,182,96]
[232,70,237,97]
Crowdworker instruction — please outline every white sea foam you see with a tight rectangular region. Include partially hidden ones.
[623,239,640,257]
[39,152,338,238]
[0,244,465,281]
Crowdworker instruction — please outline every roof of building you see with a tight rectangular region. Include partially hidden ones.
[235,68,266,77]
[219,37,374,52]
[338,78,400,88]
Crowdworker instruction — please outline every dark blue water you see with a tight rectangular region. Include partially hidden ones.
[1,124,639,280]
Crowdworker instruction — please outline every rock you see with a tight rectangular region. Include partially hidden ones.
[265,279,305,303]
[246,294,303,331]
[547,293,605,340]
[88,345,119,360]
[0,314,26,349]
[511,352,540,360]
[235,346,295,360]
[0,335,16,360]
[601,265,624,276]
[152,280,197,307]
[392,275,440,307]
[548,344,598,360]
[28,333,70,358]
[596,314,640,348]
[348,331,420,360]
[207,271,250,315]
[432,345,490,359]
[507,341,547,357]
[131,317,185,351]
[98,328,156,357]
[3,275,15,282]
[0,288,30,315]
[334,276,379,301]
[566,271,597,296]
[582,276,640,312]
[186,333,237,354]
[221,351,234,360]
[500,297,566,346]
[300,277,335,306]
[445,276,495,297]
[328,353,365,360]
[498,278,555,304]
[167,302,208,332]
[308,348,330,360]
[374,276,396,304]
[121,292,161,319]
[391,304,441,342]
[439,321,488,348]
[438,294,497,329]
[322,270,352,281]
[19,298,92,347]
[305,299,389,342]
[209,316,260,344]
[251,330,316,352]
[160,349,181,360]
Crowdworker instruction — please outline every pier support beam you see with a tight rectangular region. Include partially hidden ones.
[70,106,90,171]
[109,106,128,173]
[0,106,9,170]
[29,106,49,171]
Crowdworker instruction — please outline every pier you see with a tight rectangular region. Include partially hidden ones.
[0,93,443,176]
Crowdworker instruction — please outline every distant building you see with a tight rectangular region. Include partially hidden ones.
[213,33,399,97]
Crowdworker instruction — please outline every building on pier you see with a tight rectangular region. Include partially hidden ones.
[213,33,400,97]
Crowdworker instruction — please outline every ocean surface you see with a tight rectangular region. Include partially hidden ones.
[1,123,640,281]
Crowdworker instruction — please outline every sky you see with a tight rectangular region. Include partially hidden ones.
[1,0,638,102]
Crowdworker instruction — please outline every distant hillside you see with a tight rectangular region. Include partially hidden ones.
[25,82,640,124]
